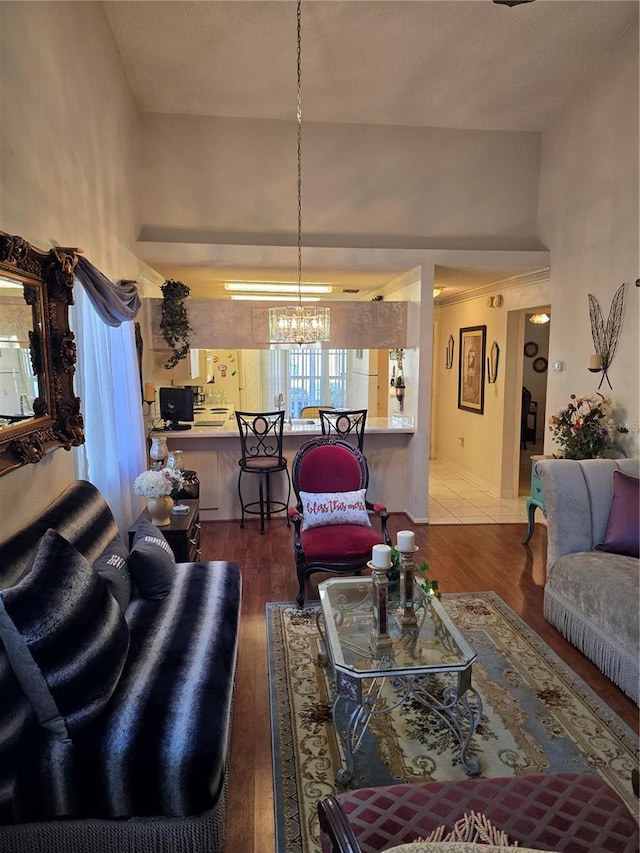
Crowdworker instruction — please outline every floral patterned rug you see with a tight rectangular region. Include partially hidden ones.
[267,591,638,853]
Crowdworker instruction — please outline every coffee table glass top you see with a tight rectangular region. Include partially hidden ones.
[318,576,476,678]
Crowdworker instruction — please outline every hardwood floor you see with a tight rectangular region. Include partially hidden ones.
[199,515,639,853]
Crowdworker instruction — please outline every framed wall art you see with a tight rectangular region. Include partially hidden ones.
[458,325,486,414]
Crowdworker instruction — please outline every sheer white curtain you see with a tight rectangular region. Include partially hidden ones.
[71,286,147,535]
[260,349,287,411]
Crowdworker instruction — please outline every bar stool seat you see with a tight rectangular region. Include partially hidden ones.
[235,411,291,534]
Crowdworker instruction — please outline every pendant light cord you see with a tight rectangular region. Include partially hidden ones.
[297,0,303,308]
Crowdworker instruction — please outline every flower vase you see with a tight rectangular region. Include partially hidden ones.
[147,495,173,526]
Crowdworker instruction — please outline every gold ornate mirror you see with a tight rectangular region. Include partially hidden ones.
[0,231,84,476]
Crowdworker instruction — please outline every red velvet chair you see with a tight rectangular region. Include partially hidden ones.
[288,437,391,606]
[317,773,640,853]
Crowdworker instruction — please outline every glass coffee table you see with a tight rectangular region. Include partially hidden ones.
[318,576,482,785]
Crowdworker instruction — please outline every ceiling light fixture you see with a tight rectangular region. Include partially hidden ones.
[269,0,330,347]
[226,282,332,295]
[493,0,535,7]
[529,312,550,324]
[231,294,320,303]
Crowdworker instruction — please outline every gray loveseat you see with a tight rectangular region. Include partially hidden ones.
[0,480,242,853]
[536,458,639,704]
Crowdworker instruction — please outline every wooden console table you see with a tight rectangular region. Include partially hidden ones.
[129,499,201,562]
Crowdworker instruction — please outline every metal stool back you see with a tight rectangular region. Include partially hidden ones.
[235,411,291,534]
[319,409,367,452]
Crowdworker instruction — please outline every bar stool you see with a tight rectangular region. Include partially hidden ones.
[235,411,291,534]
[319,409,367,452]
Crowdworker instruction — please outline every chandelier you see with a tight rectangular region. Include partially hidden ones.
[269,0,330,347]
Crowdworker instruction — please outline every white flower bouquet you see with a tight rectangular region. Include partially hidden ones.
[133,467,185,498]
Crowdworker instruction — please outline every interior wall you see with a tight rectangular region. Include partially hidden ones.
[537,23,639,459]
[433,276,551,496]
[0,2,141,536]
[139,114,543,249]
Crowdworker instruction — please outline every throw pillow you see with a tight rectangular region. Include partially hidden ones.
[93,535,132,613]
[594,470,639,558]
[0,529,129,741]
[300,488,372,532]
[128,519,176,599]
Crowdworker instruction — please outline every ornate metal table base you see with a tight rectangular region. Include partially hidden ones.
[332,664,483,786]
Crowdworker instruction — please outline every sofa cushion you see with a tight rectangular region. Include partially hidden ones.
[0,529,129,742]
[92,535,132,612]
[547,551,639,659]
[128,519,175,599]
[12,561,242,822]
[594,470,639,558]
[300,488,372,531]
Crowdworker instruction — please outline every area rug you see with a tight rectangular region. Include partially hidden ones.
[267,591,638,853]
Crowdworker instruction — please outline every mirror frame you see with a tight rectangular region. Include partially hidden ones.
[0,231,84,476]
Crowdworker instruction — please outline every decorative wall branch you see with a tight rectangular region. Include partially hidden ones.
[587,282,625,390]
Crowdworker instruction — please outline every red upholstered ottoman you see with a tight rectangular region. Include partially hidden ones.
[318,773,639,853]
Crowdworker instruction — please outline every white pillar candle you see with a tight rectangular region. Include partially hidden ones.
[589,354,603,370]
[372,544,392,568]
[397,530,415,552]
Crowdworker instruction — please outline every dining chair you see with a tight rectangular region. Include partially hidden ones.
[288,437,390,605]
[320,409,367,452]
[235,411,291,534]
[300,405,334,419]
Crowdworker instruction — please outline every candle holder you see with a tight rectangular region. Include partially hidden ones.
[368,558,394,656]
[149,435,168,470]
[398,545,419,630]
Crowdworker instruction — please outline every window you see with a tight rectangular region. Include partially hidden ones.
[261,348,347,416]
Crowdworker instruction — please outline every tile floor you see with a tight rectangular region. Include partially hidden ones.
[429,458,535,525]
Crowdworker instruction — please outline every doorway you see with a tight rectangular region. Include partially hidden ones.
[519,309,550,495]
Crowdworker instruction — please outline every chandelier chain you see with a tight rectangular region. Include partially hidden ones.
[297,0,303,304]
[267,0,329,347]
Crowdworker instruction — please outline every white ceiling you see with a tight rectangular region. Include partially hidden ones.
[103,0,638,299]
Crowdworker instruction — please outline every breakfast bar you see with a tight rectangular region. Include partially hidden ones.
[159,415,415,522]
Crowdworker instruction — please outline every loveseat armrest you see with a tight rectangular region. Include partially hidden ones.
[318,796,362,853]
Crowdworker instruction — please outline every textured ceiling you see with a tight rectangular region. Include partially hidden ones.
[103,0,638,299]
[104,0,637,132]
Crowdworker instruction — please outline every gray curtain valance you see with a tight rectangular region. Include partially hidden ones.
[74,256,141,326]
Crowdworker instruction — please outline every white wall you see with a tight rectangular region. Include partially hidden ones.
[537,24,639,458]
[0,2,141,536]
[139,114,543,249]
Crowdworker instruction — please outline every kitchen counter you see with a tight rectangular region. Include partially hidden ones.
[159,415,415,439]
[157,415,415,521]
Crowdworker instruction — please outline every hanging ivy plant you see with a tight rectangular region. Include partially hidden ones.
[160,279,192,369]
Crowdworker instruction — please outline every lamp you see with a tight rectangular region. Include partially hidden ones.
[269,0,330,347]
[529,313,550,324]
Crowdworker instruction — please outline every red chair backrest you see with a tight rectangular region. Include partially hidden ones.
[293,438,368,496]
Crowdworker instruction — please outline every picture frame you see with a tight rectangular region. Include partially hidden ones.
[458,325,486,414]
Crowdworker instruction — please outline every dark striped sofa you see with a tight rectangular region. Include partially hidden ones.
[0,480,241,853]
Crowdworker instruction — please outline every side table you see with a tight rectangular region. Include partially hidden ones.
[129,499,201,562]
[522,455,547,544]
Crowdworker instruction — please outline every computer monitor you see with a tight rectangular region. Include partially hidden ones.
[159,387,194,431]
